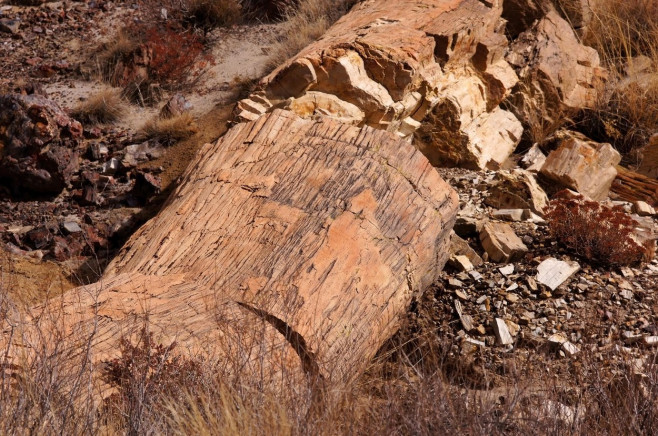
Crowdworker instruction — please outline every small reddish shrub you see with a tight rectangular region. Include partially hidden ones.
[141,24,205,84]
[102,327,205,434]
[545,191,645,266]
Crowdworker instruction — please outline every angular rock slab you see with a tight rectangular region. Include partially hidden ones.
[540,136,621,200]
[480,222,528,263]
[536,258,580,291]
[4,110,459,389]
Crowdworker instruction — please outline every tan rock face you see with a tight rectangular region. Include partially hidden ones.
[480,222,528,263]
[540,137,621,200]
[638,134,658,179]
[485,169,549,214]
[505,11,606,143]
[236,0,523,170]
[5,110,459,389]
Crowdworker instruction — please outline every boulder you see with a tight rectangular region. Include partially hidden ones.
[485,169,549,214]
[236,0,524,169]
[540,136,621,200]
[0,94,82,194]
[450,231,484,267]
[3,110,459,391]
[552,0,594,30]
[480,222,528,263]
[505,11,606,144]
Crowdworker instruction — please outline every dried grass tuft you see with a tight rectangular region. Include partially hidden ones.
[578,0,658,155]
[71,88,126,125]
[265,0,359,71]
[140,113,198,145]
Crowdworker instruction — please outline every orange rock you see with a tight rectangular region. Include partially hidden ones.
[4,110,458,392]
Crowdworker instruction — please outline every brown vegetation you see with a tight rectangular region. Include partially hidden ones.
[140,113,198,145]
[266,0,359,70]
[0,304,656,435]
[545,191,645,266]
[71,88,126,125]
[183,0,242,32]
[579,0,658,156]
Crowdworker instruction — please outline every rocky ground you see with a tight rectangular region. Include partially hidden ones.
[0,0,283,301]
[1,0,658,432]
[394,166,658,396]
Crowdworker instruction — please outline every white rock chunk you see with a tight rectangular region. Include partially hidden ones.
[536,258,580,291]
[493,318,514,345]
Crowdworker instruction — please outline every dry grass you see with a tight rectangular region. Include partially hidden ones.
[71,88,126,125]
[266,0,359,71]
[578,0,658,156]
[140,113,199,145]
[1,296,656,436]
[184,0,242,32]
[95,30,140,83]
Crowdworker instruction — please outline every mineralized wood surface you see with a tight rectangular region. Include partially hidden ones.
[5,110,458,388]
[236,0,524,169]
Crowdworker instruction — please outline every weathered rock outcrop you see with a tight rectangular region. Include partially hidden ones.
[0,94,82,194]
[236,0,524,170]
[502,0,595,38]
[505,11,605,144]
[4,110,459,389]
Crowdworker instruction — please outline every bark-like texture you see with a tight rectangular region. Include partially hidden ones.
[5,110,458,390]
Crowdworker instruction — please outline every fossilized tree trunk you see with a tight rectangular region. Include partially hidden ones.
[237,0,525,169]
[6,110,458,390]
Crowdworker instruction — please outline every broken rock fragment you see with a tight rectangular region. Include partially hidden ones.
[540,137,621,200]
[480,222,528,263]
[450,231,484,267]
[485,169,549,214]
[536,258,580,291]
[493,318,514,346]
[0,94,82,194]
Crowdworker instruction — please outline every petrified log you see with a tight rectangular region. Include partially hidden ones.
[237,0,524,170]
[612,166,658,207]
[5,110,458,390]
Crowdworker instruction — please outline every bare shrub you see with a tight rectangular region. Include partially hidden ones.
[545,190,646,266]
[101,326,205,434]
[184,0,242,32]
[141,24,206,84]
[95,29,140,83]
[71,88,126,125]
[140,113,198,145]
